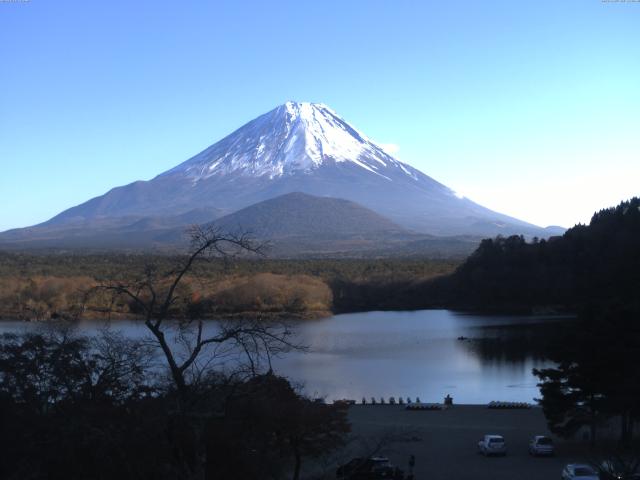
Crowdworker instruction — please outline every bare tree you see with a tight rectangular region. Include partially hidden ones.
[88,225,298,399]
[592,450,640,480]
[82,226,306,479]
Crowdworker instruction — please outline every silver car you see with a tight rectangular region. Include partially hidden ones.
[561,463,600,480]
[528,435,554,456]
[477,434,506,456]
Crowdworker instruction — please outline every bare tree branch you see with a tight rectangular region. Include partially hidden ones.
[85,226,296,401]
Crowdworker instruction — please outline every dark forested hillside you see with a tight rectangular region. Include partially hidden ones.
[213,192,405,237]
[329,198,640,313]
[428,197,640,312]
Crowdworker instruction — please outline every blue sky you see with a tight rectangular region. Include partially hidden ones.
[1,0,638,231]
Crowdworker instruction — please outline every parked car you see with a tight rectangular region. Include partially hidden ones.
[562,464,600,480]
[336,456,405,479]
[477,434,506,456]
[528,435,555,456]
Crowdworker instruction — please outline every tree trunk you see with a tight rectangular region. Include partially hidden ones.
[589,406,597,447]
[292,444,301,480]
[620,411,633,446]
[146,322,188,397]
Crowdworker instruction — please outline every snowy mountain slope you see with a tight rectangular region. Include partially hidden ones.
[3,101,557,244]
[161,102,421,181]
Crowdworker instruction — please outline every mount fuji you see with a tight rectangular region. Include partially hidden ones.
[0,101,561,252]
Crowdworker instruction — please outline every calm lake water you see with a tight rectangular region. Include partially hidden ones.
[0,310,573,404]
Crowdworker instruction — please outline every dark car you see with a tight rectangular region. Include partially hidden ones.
[336,456,405,479]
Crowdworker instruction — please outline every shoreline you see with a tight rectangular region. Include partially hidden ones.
[0,309,333,323]
[0,306,576,323]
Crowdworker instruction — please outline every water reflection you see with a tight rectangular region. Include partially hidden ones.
[0,310,574,404]
[461,319,576,364]
[270,310,573,403]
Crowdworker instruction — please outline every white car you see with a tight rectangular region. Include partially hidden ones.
[477,434,506,456]
[528,435,554,456]
[561,463,600,480]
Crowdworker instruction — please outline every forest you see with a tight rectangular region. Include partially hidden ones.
[332,197,640,314]
[430,197,640,312]
[0,254,457,320]
[0,327,351,479]
[1,198,638,320]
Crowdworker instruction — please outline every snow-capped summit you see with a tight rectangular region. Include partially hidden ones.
[163,101,418,182]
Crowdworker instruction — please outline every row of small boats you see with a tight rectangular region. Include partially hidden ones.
[487,401,531,409]
[332,399,532,409]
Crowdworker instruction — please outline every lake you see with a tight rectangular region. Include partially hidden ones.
[0,310,573,404]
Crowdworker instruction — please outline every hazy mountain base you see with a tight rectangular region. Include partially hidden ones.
[0,225,481,259]
[0,193,485,258]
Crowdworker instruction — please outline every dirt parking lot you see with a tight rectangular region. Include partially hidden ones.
[337,404,594,480]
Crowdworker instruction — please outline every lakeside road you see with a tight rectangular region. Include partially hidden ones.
[337,405,594,480]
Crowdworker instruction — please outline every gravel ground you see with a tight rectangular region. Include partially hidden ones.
[326,404,596,480]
